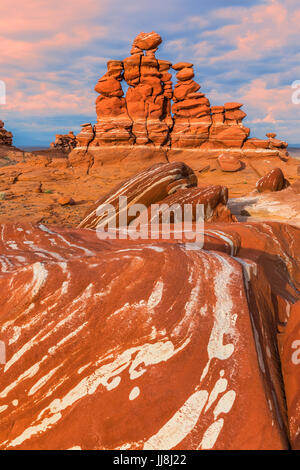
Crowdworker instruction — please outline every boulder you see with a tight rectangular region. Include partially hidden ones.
[218,153,242,172]
[77,162,197,229]
[135,186,237,224]
[133,31,162,51]
[172,62,193,70]
[256,168,289,193]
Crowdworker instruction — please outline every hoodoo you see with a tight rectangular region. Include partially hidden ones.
[73,31,288,160]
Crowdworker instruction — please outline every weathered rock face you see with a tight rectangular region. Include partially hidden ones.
[278,300,300,449]
[75,123,94,148]
[256,168,290,193]
[50,132,77,152]
[0,220,300,449]
[171,62,211,148]
[134,186,237,225]
[0,121,13,147]
[78,162,197,229]
[94,60,134,146]
[72,31,288,158]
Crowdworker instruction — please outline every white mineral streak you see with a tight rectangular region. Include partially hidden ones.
[143,391,208,450]
[141,252,239,451]
[7,413,62,448]
[28,365,63,396]
[147,280,164,309]
[200,254,237,382]
[129,386,140,401]
[206,230,236,256]
[204,372,228,413]
[213,390,236,420]
[38,224,95,257]
[5,338,188,448]
[199,418,224,450]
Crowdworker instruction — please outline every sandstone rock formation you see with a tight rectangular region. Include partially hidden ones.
[71,32,288,160]
[256,168,290,193]
[0,220,299,449]
[0,121,13,147]
[132,185,237,226]
[75,123,95,148]
[78,162,197,229]
[50,131,77,152]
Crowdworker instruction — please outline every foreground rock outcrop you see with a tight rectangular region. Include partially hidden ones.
[77,162,238,229]
[0,162,299,450]
[78,162,198,229]
[0,219,299,450]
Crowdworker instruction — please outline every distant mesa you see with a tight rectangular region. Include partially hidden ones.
[72,31,288,160]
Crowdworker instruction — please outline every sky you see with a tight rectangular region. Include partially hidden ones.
[1,0,300,146]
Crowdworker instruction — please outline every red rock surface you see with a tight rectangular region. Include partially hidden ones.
[78,162,197,229]
[1,220,300,449]
[135,186,237,224]
[279,301,300,449]
[256,168,289,193]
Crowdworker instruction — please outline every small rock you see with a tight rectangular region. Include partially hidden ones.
[266,132,277,138]
[33,183,42,193]
[58,196,75,206]
[218,153,242,172]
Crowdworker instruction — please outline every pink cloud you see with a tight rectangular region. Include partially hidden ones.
[3,84,95,115]
[0,0,108,67]
[200,0,299,63]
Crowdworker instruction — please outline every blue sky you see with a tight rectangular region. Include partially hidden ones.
[1,0,300,146]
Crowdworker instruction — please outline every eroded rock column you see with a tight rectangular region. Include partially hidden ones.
[171,63,212,148]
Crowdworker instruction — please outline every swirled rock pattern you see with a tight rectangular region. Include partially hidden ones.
[0,220,300,449]
[133,186,237,225]
[78,162,197,229]
[256,168,289,193]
